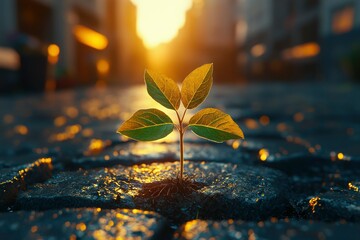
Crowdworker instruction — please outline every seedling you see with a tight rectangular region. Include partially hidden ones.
[117,63,244,180]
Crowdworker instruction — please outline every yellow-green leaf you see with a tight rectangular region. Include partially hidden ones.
[189,108,244,143]
[117,109,174,141]
[145,70,181,110]
[181,63,213,109]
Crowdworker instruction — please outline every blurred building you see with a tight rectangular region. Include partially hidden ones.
[240,0,360,81]
[241,0,320,80]
[239,0,273,80]
[320,0,360,81]
[162,0,238,82]
[0,0,145,92]
[105,0,146,85]
[0,0,107,90]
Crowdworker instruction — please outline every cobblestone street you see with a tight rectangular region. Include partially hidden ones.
[1,83,360,239]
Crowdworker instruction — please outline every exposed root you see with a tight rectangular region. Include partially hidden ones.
[138,176,206,200]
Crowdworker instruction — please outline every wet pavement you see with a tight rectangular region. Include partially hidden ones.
[0,84,360,239]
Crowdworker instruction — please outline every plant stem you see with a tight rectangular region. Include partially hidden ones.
[181,108,187,122]
[176,110,185,180]
[179,130,184,180]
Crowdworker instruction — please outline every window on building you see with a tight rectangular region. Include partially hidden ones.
[332,5,355,34]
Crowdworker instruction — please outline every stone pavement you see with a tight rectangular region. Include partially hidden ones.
[0,84,359,239]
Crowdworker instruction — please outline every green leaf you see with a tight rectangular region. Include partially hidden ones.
[144,69,181,110]
[181,63,213,109]
[117,109,174,141]
[189,108,244,143]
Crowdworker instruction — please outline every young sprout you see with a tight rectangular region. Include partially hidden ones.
[117,63,244,180]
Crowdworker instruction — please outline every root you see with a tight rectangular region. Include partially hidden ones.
[138,176,206,200]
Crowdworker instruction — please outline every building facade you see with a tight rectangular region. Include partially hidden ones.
[241,0,320,80]
[0,0,146,91]
[167,0,238,82]
[320,0,360,81]
[240,0,360,81]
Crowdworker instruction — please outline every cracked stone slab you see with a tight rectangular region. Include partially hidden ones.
[0,208,170,240]
[292,189,360,221]
[260,152,360,177]
[132,162,291,222]
[288,163,360,198]
[16,162,290,223]
[176,219,360,240]
[0,158,53,208]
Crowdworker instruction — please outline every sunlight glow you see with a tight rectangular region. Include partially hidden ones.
[259,149,269,161]
[73,25,108,50]
[131,0,192,48]
[47,44,60,64]
[282,42,320,60]
[48,44,60,57]
[96,59,110,75]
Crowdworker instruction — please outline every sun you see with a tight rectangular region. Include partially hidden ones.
[131,0,192,48]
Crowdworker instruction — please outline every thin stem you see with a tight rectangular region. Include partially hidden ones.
[175,110,185,180]
[181,108,188,123]
[179,130,184,180]
[175,110,182,125]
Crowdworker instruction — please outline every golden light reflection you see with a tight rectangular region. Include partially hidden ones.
[251,44,266,57]
[259,149,269,161]
[131,163,174,183]
[348,182,359,192]
[18,158,53,179]
[131,142,170,156]
[131,0,192,48]
[293,112,304,122]
[51,124,82,142]
[244,118,259,130]
[248,229,256,240]
[66,124,82,135]
[232,140,241,150]
[14,125,28,135]
[259,115,270,126]
[85,139,111,156]
[54,116,67,127]
[65,107,79,118]
[309,196,321,213]
[82,128,94,137]
[76,222,87,231]
[73,25,108,50]
[337,152,344,160]
[183,220,208,239]
[277,123,287,132]
[30,226,38,233]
